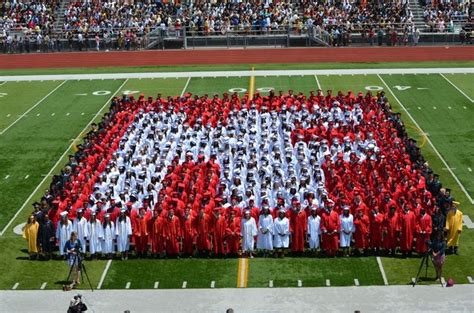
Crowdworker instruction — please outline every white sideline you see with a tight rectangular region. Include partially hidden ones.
[378,74,474,205]
[439,73,474,103]
[0,68,473,82]
[97,259,113,290]
[0,79,129,236]
[376,257,389,286]
[0,80,66,135]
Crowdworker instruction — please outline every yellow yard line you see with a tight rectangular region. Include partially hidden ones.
[248,67,255,103]
[237,258,243,287]
[237,257,249,288]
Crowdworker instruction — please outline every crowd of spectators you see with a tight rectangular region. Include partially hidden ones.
[423,1,470,33]
[0,0,471,53]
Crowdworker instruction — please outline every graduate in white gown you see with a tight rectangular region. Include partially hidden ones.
[307,207,322,253]
[241,210,258,258]
[257,206,274,255]
[339,207,355,256]
[72,209,89,253]
[102,214,115,258]
[115,209,132,260]
[273,209,290,258]
[56,211,72,257]
[87,212,103,258]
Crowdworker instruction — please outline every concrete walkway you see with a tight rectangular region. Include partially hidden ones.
[1,284,473,313]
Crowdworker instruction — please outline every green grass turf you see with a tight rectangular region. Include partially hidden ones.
[119,78,189,98]
[254,75,318,96]
[185,76,250,96]
[0,71,473,289]
[443,73,474,99]
[247,257,384,287]
[380,74,474,205]
[0,60,472,76]
[102,258,238,289]
[0,79,127,228]
[0,81,62,130]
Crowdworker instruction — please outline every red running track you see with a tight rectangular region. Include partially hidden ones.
[0,46,473,69]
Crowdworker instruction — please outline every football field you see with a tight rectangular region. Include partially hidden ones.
[0,64,473,290]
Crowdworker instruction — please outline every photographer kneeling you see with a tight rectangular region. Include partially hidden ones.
[65,232,83,288]
[430,230,447,280]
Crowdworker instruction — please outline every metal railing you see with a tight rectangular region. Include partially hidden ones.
[0,24,471,54]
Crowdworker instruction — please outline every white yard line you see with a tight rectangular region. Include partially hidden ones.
[354,279,360,286]
[314,75,321,90]
[0,81,6,86]
[297,280,302,287]
[154,281,159,289]
[439,73,474,103]
[378,74,474,205]
[269,280,273,288]
[125,282,131,289]
[325,279,331,287]
[210,281,215,288]
[12,282,19,290]
[182,281,187,289]
[462,215,474,229]
[180,77,191,97]
[97,259,113,290]
[0,79,129,236]
[1,68,473,82]
[376,256,389,286]
[0,80,66,135]
[40,282,47,290]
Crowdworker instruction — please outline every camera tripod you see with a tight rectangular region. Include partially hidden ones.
[65,253,94,292]
[411,252,444,287]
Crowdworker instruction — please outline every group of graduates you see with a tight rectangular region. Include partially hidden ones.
[22,87,464,261]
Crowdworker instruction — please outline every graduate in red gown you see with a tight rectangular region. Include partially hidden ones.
[195,208,211,256]
[163,209,182,257]
[383,206,400,255]
[289,202,307,254]
[321,204,340,257]
[181,207,196,256]
[225,208,241,256]
[353,209,369,254]
[152,209,166,257]
[369,207,384,255]
[400,206,416,256]
[132,207,150,257]
[210,207,227,256]
[415,208,432,254]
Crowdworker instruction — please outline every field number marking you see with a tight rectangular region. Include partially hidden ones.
[92,90,111,96]
[393,86,411,91]
[365,86,383,91]
[228,87,275,94]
